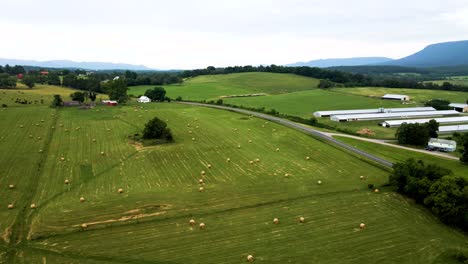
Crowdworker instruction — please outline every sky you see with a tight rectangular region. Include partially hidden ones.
[0,0,468,69]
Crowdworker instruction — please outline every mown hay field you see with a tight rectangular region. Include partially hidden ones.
[1,95,467,263]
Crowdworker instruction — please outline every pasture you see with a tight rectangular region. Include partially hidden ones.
[0,97,467,263]
[128,72,320,101]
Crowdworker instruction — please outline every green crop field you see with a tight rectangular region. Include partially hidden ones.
[426,76,468,87]
[1,86,467,263]
[128,72,320,101]
[331,87,468,104]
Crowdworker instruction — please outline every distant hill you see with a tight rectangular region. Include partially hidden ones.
[381,40,468,68]
[0,58,153,71]
[287,57,394,68]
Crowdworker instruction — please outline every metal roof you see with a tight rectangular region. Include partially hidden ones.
[331,110,460,121]
[438,124,468,133]
[428,138,457,146]
[449,103,468,108]
[382,94,408,99]
[313,107,435,117]
[381,116,468,127]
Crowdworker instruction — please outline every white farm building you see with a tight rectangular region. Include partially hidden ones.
[330,110,460,122]
[137,96,151,103]
[380,116,468,128]
[427,138,457,152]
[313,107,435,117]
[449,103,468,113]
[438,125,468,134]
[382,94,410,101]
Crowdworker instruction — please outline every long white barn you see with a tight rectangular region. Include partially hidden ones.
[438,125,468,134]
[330,110,460,122]
[381,116,468,127]
[313,107,435,117]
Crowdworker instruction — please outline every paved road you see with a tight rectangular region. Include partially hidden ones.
[180,102,394,168]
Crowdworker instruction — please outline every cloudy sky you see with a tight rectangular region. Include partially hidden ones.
[1,0,468,69]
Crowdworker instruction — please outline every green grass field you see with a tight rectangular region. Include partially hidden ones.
[426,76,468,87]
[128,72,320,101]
[331,87,468,104]
[1,85,467,263]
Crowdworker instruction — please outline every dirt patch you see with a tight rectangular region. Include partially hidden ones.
[357,128,375,136]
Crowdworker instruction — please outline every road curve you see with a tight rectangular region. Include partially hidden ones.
[180,102,394,168]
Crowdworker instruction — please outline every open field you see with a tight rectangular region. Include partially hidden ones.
[427,76,468,87]
[128,72,320,101]
[0,85,107,107]
[333,136,468,178]
[1,85,467,263]
[331,87,468,104]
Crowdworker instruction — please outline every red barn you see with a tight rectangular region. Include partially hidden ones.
[40,71,49,75]
[17,73,24,79]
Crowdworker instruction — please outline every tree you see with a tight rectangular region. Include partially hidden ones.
[143,117,173,141]
[22,75,35,88]
[144,87,166,102]
[103,78,128,103]
[47,73,61,86]
[424,99,451,110]
[0,73,16,88]
[89,92,97,102]
[50,95,63,108]
[461,136,468,164]
[395,123,430,146]
[70,92,86,102]
[175,96,182,101]
[427,119,439,138]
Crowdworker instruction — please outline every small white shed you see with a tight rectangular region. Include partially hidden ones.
[137,96,151,103]
[427,138,457,152]
[382,94,410,101]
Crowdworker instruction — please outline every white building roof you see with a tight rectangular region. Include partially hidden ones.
[438,124,468,133]
[381,116,468,127]
[313,107,435,117]
[449,103,468,108]
[428,138,457,149]
[382,94,408,99]
[331,110,460,121]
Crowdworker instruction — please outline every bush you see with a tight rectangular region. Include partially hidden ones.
[70,91,86,102]
[425,99,451,110]
[175,96,182,101]
[1,104,7,108]
[367,184,374,190]
[50,95,63,108]
[143,117,173,141]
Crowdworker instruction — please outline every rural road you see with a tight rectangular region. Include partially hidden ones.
[180,102,395,168]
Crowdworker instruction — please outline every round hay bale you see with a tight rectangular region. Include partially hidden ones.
[100,151,105,155]
[273,218,279,224]
[226,158,231,162]
[207,164,212,169]
[9,184,14,189]
[187,123,191,127]
[306,156,310,160]
[92,138,96,142]
[118,188,124,193]
[38,149,43,153]
[276,148,280,152]
[37,136,42,140]
[19,125,24,128]
[60,157,65,161]
[29,134,33,138]
[59,124,64,127]
[299,216,305,223]
[284,173,289,177]
[81,223,88,229]
[247,255,254,262]
[64,179,70,184]
[199,187,204,192]
[189,219,196,226]
[8,204,14,209]
[199,223,206,229]
[201,171,206,175]
[359,223,366,229]
[255,158,260,163]
[30,203,36,209]
[80,197,86,202]
[249,161,254,165]
[237,144,241,148]
[199,179,204,184]
[195,126,199,129]
[189,131,192,134]
[248,140,252,143]
[106,128,110,131]
[192,138,196,141]
[360,175,365,180]
[374,189,380,193]
[234,128,238,131]
[248,128,251,131]
[317,180,322,185]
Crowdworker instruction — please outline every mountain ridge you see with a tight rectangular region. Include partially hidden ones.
[0,58,154,71]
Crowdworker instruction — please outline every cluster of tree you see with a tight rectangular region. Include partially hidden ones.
[0,65,25,75]
[143,117,173,142]
[62,74,102,93]
[390,159,468,231]
[124,70,182,86]
[144,87,167,102]
[0,73,17,88]
[180,65,468,92]
[102,78,128,103]
[424,99,451,110]
[452,133,468,163]
[70,91,97,102]
[395,120,439,146]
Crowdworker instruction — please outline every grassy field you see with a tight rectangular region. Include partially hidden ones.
[1,86,467,263]
[128,72,320,101]
[331,87,468,104]
[333,136,468,178]
[427,76,468,87]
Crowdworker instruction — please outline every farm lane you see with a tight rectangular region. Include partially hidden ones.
[179,102,394,168]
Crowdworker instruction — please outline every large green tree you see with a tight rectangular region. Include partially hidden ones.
[143,117,173,141]
[144,87,166,102]
[395,123,431,146]
[22,75,36,88]
[70,91,86,103]
[0,73,16,88]
[103,78,128,103]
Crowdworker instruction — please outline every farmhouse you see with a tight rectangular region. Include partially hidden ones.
[382,94,410,101]
[427,138,457,152]
[380,116,468,127]
[137,96,151,103]
[313,107,435,117]
[449,103,468,113]
[330,110,460,122]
